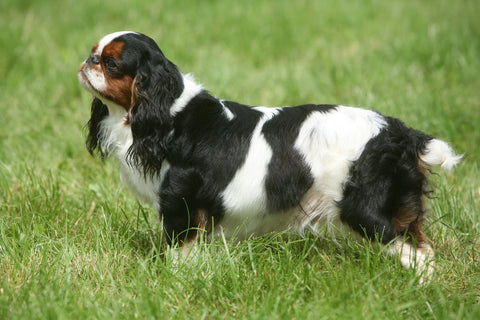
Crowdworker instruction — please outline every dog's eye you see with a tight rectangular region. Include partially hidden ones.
[104,58,118,71]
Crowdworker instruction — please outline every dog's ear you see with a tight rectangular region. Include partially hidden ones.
[85,97,109,157]
[127,52,184,176]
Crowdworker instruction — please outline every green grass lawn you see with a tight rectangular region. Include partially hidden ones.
[1,0,479,318]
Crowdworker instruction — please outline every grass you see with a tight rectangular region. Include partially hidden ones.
[1,0,479,318]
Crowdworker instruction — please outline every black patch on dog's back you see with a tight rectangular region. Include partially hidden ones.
[262,104,337,212]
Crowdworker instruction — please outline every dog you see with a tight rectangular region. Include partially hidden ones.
[78,31,461,278]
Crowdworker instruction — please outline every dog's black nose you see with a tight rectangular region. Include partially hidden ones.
[87,55,100,65]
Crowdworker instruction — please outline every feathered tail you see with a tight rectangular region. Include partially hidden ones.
[419,138,462,171]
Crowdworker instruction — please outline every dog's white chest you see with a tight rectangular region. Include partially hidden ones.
[119,161,162,211]
[99,110,163,211]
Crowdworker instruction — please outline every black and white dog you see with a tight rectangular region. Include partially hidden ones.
[78,31,461,277]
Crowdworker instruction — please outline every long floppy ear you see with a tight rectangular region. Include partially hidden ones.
[85,97,109,157]
[127,53,184,177]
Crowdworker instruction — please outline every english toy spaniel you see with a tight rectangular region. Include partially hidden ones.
[78,31,461,278]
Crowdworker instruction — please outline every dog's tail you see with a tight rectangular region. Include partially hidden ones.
[419,138,462,171]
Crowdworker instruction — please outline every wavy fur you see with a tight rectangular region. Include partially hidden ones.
[126,36,184,176]
[85,97,109,157]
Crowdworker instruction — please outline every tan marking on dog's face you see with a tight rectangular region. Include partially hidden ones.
[78,32,138,110]
[99,41,135,109]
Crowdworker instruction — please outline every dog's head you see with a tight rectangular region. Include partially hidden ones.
[78,31,184,174]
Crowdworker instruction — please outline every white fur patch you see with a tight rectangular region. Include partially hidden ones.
[119,161,167,212]
[170,74,204,116]
[291,106,386,232]
[220,100,235,120]
[79,63,107,93]
[389,239,435,282]
[219,107,280,238]
[95,31,137,56]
